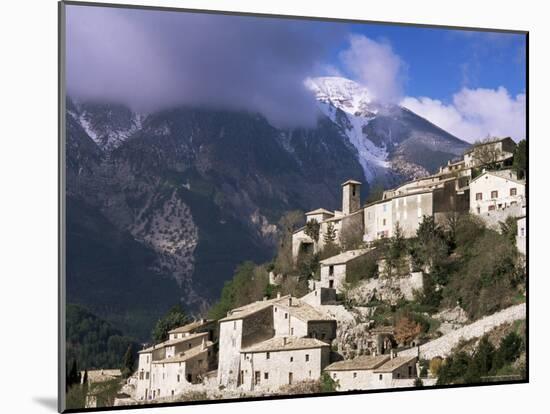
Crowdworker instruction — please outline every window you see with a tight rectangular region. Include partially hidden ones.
[145,372,149,380]
[383,204,387,212]
[232,338,236,347]
[264,372,269,380]
[491,190,498,199]
[266,352,270,360]
[477,207,481,214]
[352,185,356,196]
[177,374,180,382]
[521,228,525,237]
[382,218,386,226]
[353,372,357,378]
[171,390,174,396]
[305,354,310,362]
[254,371,261,385]
[188,343,192,348]
[285,313,288,319]
[290,327,294,335]
[476,192,482,200]
[274,307,277,312]
[333,373,337,379]
[139,371,144,380]
[290,356,294,362]
[397,373,401,378]
[329,265,334,276]
[510,188,517,196]
[233,321,237,330]
[488,205,496,211]
[379,374,383,381]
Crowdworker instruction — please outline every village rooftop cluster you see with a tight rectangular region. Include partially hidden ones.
[125,137,526,402]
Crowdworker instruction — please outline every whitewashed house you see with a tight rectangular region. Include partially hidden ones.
[469,169,525,215]
[135,330,214,401]
[325,354,418,391]
[319,249,371,292]
[240,337,330,391]
[217,295,336,389]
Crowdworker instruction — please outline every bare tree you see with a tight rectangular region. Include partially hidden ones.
[471,137,503,168]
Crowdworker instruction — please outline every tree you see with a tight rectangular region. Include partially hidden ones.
[66,359,82,390]
[471,137,504,169]
[493,332,523,371]
[394,315,422,346]
[323,222,337,245]
[513,139,527,179]
[304,219,320,242]
[385,223,408,277]
[121,344,135,378]
[415,215,448,274]
[320,372,339,392]
[429,357,443,377]
[274,210,304,274]
[152,304,188,342]
[414,378,424,387]
[499,216,518,245]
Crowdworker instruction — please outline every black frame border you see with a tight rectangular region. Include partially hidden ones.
[58,1,529,413]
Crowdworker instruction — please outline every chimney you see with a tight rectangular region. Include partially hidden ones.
[277,292,281,299]
[263,296,268,301]
[283,337,287,346]
[390,349,396,359]
[201,337,206,351]
[201,318,207,324]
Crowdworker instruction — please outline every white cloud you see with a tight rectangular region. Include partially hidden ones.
[339,35,406,103]
[401,87,526,143]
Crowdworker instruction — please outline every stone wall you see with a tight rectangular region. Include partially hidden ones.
[399,303,526,360]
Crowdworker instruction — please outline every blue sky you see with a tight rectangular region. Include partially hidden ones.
[337,23,526,103]
[66,5,527,141]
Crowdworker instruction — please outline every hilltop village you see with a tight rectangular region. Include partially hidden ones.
[106,137,526,406]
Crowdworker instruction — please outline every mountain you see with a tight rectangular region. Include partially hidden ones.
[65,78,470,339]
[65,101,366,339]
[306,77,470,184]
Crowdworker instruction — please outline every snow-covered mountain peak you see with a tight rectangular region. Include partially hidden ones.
[305,76,374,116]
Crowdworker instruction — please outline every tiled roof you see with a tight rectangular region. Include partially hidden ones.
[219,295,290,322]
[138,332,208,354]
[168,319,215,334]
[319,249,371,266]
[305,208,334,216]
[152,342,213,364]
[275,298,334,322]
[471,169,525,185]
[342,179,362,186]
[373,355,417,373]
[241,336,329,353]
[325,355,390,371]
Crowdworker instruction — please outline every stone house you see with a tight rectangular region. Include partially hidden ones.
[319,248,371,293]
[217,297,280,388]
[292,180,364,261]
[325,354,417,391]
[469,169,525,215]
[168,318,217,343]
[363,176,469,242]
[239,336,331,391]
[135,331,214,401]
[463,137,516,169]
[217,294,336,388]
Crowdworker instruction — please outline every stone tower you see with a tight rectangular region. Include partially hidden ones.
[342,179,361,215]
